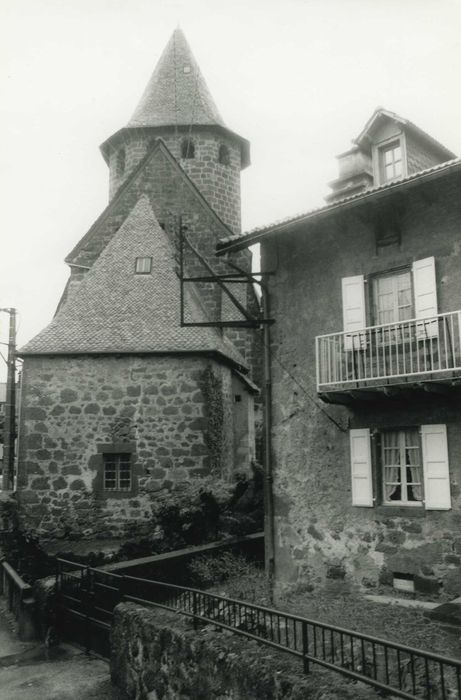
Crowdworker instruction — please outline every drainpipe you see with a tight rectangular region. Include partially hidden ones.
[262,288,275,601]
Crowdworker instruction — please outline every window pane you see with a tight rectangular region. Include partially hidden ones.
[394,160,403,176]
[103,453,131,491]
[135,257,152,274]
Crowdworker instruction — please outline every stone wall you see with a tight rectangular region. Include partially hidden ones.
[110,602,374,699]
[69,142,258,375]
[108,128,242,234]
[17,354,250,540]
[263,172,461,598]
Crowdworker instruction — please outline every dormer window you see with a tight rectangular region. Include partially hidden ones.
[181,138,195,159]
[380,141,403,182]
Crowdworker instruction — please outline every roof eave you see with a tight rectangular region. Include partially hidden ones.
[100,124,251,169]
[217,158,461,255]
[17,347,248,372]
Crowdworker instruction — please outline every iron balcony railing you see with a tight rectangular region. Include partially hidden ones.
[316,310,461,391]
[56,558,461,699]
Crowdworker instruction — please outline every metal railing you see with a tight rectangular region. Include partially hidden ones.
[56,558,461,699]
[316,310,461,390]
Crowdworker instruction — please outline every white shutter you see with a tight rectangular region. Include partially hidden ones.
[350,428,373,506]
[342,275,366,350]
[412,257,438,339]
[421,424,451,510]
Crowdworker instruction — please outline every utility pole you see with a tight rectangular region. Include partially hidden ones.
[1,308,16,491]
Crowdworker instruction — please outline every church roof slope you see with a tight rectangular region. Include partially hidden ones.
[20,196,245,369]
[128,27,225,129]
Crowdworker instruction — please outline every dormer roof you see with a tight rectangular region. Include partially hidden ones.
[354,107,456,160]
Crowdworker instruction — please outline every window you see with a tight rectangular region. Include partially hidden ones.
[381,429,423,505]
[372,269,413,325]
[380,141,403,182]
[218,144,230,166]
[103,453,131,491]
[116,148,126,177]
[349,425,451,510]
[181,138,195,159]
[135,257,152,274]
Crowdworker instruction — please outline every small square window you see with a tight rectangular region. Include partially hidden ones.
[103,453,132,492]
[183,65,191,74]
[135,257,152,274]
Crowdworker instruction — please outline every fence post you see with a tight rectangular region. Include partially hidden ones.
[83,566,91,655]
[302,621,310,674]
[193,590,198,630]
[118,575,126,604]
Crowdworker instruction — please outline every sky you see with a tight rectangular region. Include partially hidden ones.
[1,0,461,380]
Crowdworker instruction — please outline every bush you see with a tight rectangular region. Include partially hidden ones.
[188,552,268,604]
[151,468,263,550]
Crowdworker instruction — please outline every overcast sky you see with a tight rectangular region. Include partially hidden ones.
[1,0,461,380]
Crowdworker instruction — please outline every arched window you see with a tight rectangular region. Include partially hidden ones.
[116,148,126,176]
[218,144,230,166]
[181,138,195,159]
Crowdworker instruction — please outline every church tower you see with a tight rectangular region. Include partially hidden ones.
[100,28,250,234]
[17,28,259,542]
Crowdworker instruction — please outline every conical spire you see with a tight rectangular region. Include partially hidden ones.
[128,28,225,129]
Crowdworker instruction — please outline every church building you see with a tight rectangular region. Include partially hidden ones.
[16,29,259,540]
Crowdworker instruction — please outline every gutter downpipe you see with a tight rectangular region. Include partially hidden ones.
[262,287,275,602]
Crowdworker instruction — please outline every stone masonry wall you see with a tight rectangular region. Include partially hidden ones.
[263,173,461,599]
[108,128,242,234]
[17,354,239,540]
[110,603,375,699]
[71,144,258,374]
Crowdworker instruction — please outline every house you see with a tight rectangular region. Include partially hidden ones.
[217,108,461,598]
[16,28,259,540]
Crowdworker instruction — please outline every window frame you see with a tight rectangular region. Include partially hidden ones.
[134,257,153,275]
[372,133,407,185]
[103,452,132,492]
[93,443,139,499]
[379,141,403,182]
[378,428,424,508]
[368,266,415,327]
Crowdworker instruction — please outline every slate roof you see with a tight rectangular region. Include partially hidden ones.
[217,157,461,254]
[129,28,225,129]
[100,28,251,168]
[20,196,246,369]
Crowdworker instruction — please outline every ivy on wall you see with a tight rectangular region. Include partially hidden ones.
[201,364,224,472]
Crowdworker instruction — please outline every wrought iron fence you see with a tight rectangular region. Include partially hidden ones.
[56,558,461,699]
[316,310,461,390]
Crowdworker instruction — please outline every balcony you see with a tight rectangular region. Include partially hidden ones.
[316,310,461,403]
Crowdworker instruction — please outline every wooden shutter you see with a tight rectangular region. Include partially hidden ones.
[342,275,366,350]
[412,257,438,338]
[421,424,451,510]
[350,428,373,506]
